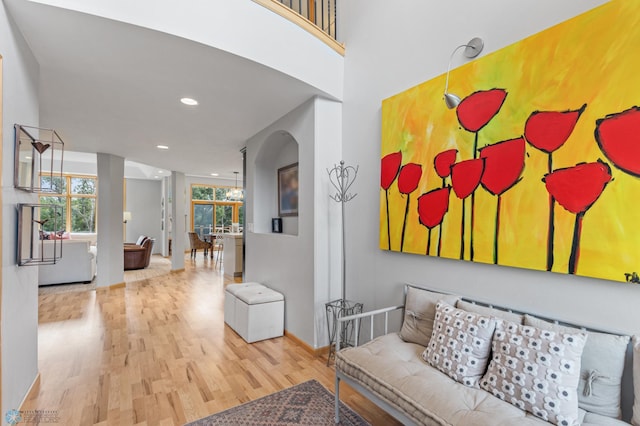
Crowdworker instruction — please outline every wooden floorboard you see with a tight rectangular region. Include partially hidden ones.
[24,255,401,425]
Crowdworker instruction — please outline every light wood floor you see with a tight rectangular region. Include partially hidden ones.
[24,255,401,425]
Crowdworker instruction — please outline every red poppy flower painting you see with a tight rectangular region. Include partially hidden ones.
[379,0,640,284]
[543,161,612,275]
[398,163,422,194]
[451,159,484,260]
[524,105,586,272]
[595,106,640,177]
[434,149,458,180]
[380,151,403,250]
[451,159,484,200]
[418,187,451,256]
[381,151,402,190]
[543,161,612,215]
[479,138,526,264]
[525,105,586,154]
[398,163,423,252]
[480,137,526,196]
[456,89,508,133]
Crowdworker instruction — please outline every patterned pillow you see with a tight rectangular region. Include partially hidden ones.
[525,315,630,419]
[480,320,587,426]
[421,301,496,387]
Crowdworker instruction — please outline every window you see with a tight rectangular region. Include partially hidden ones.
[39,174,97,233]
[191,184,243,239]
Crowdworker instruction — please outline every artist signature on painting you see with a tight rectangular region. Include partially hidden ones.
[624,272,640,284]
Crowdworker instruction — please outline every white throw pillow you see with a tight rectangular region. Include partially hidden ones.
[525,315,630,419]
[421,301,496,387]
[632,335,640,426]
[480,320,587,426]
[400,286,459,347]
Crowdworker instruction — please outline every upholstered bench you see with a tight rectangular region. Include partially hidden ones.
[224,283,284,343]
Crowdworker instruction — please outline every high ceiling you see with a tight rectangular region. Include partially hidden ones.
[5,0,329,180]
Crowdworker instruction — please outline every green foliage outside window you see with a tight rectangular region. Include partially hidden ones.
[192,186,214,201]
[191,184,244,233]
[39,175,97,233]
[39,196,66,232]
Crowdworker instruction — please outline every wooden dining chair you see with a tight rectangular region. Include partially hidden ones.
[188,232,212,259]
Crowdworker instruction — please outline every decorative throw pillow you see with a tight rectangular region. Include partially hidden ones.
[632,335,640,426]
[421,301,496,387]
[399,286,459,347]
[480,320,587,426]
[457,299,524,325]
[525,315,630,419]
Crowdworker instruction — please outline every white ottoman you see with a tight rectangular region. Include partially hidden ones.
[234,286,284,343]
[224,282,265,330]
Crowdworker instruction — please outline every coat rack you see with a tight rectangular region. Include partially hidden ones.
[325,160,361,365]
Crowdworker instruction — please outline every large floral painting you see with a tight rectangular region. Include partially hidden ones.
[380,0,640,284]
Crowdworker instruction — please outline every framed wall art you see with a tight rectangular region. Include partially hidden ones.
[278,163,298,217]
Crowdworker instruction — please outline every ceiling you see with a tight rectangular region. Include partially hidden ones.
[5,0,329,180]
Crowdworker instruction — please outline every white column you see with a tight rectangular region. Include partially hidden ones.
[171,171,185,271]
[96,153,125,287]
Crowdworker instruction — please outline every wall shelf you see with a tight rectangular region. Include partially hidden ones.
[14,124,64,193]
[17,203,64,266]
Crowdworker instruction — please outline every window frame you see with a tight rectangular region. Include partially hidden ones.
[38,173,98,234]
[190,183,243,235]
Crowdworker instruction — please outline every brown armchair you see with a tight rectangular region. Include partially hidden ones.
[188,232,212,259]
[124,237,155,270]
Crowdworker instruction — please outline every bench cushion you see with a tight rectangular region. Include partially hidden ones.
[337,333,550,426]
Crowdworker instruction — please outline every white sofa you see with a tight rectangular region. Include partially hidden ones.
[335,285,636,426]
[38,240,97,286]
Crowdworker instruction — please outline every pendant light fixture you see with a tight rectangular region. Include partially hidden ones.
[226,171,243,201]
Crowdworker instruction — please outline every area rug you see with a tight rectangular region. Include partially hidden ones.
[184,379,370,426]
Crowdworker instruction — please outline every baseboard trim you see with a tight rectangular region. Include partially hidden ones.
[284,330,329,357]
[171,268,185,273]
[19,372,41,410]
[96,282,125,292]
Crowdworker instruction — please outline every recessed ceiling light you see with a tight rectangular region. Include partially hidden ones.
[25,156,32,160]
[154,176,159,179]
[210,173,219,176]
[180,97,198,106]
[157,170,163,173]
[156,145,169,150]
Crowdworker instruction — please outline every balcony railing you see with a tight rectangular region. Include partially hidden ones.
[253,0,343,54]
[276,0,337,40]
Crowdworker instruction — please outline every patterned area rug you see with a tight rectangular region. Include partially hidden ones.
[184,380,370,426]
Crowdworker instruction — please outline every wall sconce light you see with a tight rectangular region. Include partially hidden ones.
[123,211,132,224]
[443,37,484,109]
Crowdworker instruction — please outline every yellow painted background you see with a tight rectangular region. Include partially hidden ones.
[380,0,640,283]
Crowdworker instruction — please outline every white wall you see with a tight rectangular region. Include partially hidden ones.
[1,1,40,416]
[125,178,162,253]
[245,97,342,348]
[27,0,343,100]
[246,100,316,344]
[338,0,640,336]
